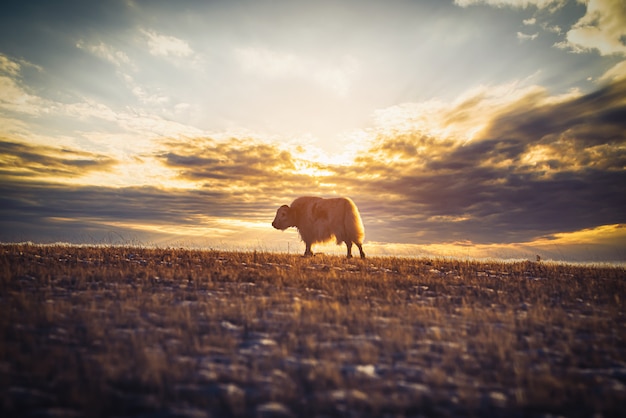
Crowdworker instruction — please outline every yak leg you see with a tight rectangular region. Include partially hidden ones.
[356,243,365,259]
[304,242,314,257]
[346,241,365,259]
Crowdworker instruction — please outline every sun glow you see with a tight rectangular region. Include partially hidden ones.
[292,139,363,167]
[292,160,334,178]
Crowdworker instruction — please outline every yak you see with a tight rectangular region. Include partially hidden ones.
[272,196,365,258]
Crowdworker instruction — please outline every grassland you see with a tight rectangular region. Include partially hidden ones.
[1,243,625,417]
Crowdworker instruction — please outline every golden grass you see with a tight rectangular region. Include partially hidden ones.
[1,243,625,417]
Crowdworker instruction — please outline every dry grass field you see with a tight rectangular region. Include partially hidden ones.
[1,244,625,417]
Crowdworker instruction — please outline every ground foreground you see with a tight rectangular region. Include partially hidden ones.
[1,244,625,417]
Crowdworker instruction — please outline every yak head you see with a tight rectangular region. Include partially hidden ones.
[272,205,295,230]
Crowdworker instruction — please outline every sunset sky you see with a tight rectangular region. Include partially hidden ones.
[1,0,625,262]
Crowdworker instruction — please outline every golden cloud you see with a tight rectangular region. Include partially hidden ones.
[0,139,117,181]
[156,137,338,203]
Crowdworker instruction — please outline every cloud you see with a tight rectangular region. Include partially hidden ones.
[142,30,194,58]
[157,137,329,200]
[0,75,43,116]
[517,31,539,41]
[370,82,555,143]
[326,79,626,245]
[0,54,48,116]
[0,54,23,77]
[600,60,626,82]
[0,176,287,247]
[138,29,205,71]
[160,137,295,181]
[76,40,134,69]
[0,53,115,120]
[523,17,537,25]
[458,0,626,58]
[75,40,165,105]
[75,35,202,107]
[0,53,206,160]
[482,78,626,150]
[0,139,117,180]
[559,0,626,56]
[375,223,626,262]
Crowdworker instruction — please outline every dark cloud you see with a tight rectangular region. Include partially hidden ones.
[0,182,261,223]
[158,138,324,199]
[0,139,117,179]
[161,138,295,182]
[483,79,626,147]
[0,137,321,245]
[0,180,279,244]
[337,80,626,245]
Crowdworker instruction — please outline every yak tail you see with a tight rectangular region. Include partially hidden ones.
[344,198,365,245]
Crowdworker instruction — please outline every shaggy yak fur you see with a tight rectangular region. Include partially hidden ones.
[272,196,365,258]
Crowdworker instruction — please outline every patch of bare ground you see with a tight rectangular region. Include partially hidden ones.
[1,244,625,417]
